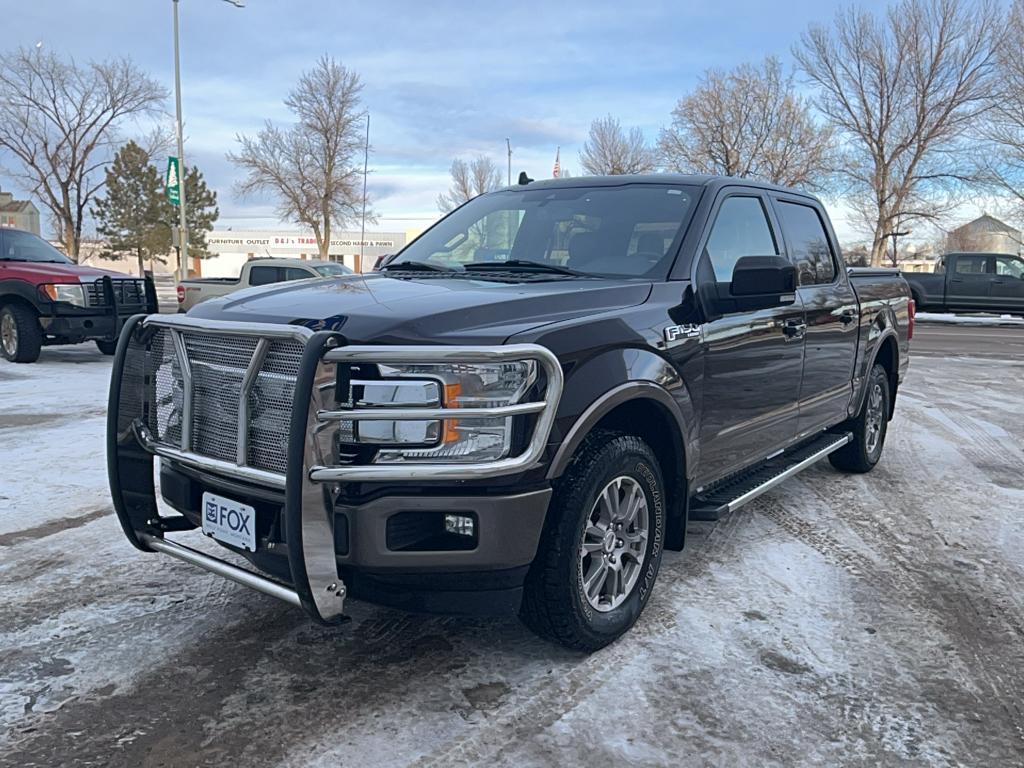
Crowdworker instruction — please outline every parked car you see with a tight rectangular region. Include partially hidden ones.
[108,175,911,651]
[902,252,1024,315]
[176,257,353,311]
[0,228,156,363]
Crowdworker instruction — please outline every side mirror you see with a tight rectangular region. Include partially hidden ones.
[716,255,797,311]
[730,255,797,297]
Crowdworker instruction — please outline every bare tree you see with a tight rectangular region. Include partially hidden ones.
[579,115,656,175]
[229,55,367,259]
[658,57,834,190]
[795,0,1001,266]
[437,155,502,212]
[980,0,1024,216]
[0,48,167,260]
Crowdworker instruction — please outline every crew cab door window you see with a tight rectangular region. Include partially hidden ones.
[284,267,313,281]
[775,201,837,284]
[994,256,1024,279]
[704,196,778,282]
[249,266,282,285]
[955,255,989,274]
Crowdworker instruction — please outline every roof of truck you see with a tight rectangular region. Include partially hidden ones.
[243,257,335,267]
[500,173,818,199]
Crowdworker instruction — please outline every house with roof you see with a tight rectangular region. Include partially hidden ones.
[0,186,40,236]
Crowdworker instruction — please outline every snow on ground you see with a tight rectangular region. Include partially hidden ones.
[2,339,1023,766]
[916,311,1024,326]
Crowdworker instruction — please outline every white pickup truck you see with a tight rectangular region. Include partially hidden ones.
[176,258,353,311]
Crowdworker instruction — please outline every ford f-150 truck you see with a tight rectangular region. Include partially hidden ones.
[1,228,157,363]
[902,252,1024,315]
[107,175,912,651]
[177,258,353,312]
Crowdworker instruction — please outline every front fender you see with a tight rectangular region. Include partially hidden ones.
[543,347,697,482]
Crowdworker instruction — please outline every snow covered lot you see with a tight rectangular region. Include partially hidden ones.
[2,341,1023,767]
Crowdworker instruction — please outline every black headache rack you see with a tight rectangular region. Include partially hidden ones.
[106,313,563,625]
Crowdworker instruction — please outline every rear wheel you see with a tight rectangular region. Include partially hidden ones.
[520,431,666,652]
[95,339,118,355]
[0,303,42,363]
[829,363,891,473]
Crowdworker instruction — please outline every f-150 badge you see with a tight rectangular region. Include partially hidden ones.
[663,324,702,345]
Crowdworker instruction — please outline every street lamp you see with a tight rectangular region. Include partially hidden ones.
[170,0,244,281]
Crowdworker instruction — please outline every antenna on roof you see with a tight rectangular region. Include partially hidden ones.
[518,171,534,185]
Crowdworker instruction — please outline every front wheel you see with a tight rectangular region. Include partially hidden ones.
[95,339,118,355]
[829,363,891,473]
[0,304,42,363]
[520,431,666,652]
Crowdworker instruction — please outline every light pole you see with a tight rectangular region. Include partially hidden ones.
[505,138,512,186]
[170,0,243,281]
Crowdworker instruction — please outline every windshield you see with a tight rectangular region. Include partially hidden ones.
[394,183,698,278]
[0,229,73,264]
[312,262,353,276]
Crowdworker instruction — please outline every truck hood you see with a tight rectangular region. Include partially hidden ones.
[4,261,136,282]
[188,273,653,344]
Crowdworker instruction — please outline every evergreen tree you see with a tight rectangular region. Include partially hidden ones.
[92,141,171,276]
[172,166,219,259]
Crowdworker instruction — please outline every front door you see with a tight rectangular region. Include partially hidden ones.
[771,197,859,437]
[990,254,1024,313]
[696,191,805,487]
[947,254,993,310]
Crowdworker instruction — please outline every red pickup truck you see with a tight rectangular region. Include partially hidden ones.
[0,228,157,363]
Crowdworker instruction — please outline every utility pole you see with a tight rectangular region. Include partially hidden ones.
[505,138,512,186]
[170,0,243,281]
[359,113,370,272]
[172,0,189,282]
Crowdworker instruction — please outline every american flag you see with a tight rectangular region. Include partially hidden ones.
[552,147,561,178]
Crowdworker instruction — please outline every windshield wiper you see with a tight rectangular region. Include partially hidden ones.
[462,259,581,276]
[380,260,455,273]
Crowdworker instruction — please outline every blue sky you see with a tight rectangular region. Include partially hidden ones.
[4,0,897,240]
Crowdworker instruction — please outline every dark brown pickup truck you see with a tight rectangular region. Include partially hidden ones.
[108,174,912,651]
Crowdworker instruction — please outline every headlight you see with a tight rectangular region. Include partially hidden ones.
[39,283,87,307]
[338,360,537,464]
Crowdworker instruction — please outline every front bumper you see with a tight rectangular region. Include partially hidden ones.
[107,313,563,624]
[40,275,156,342]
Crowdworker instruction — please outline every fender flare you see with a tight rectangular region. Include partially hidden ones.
[546,381,690,480]
[851,326,900,418]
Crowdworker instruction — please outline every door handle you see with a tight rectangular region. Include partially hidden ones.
[838,311,857,325]
[782,319,806,340]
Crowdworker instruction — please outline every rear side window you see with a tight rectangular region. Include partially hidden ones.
[704,196,778,282]
[955,255,989,275]
[995,256,1024,279]
[775,201,837,285]
[249,266,282,285]
[284,267,313,281]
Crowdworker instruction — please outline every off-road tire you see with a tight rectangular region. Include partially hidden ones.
[0,303,43,363]
[95,339,118,355]
[520,430,666,652]
[829,363,891,473]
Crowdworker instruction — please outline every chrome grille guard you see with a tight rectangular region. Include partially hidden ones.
[106,313,564,625]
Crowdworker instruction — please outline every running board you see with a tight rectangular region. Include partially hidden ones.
[689,432,852,522]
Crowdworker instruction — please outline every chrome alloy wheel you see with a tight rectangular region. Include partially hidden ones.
[579,475,649,612]
[1,311,17,357]
[865,381,884,455]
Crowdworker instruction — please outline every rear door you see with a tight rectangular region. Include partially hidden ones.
[771,197,859,437]
[947,254,993,310]
[695,189,805,486]
[990,255,1024,313]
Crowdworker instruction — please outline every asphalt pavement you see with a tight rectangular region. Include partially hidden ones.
[912,321,1024,359]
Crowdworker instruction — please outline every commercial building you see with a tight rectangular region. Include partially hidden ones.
[196,229,408,277]
[0,186,40,235]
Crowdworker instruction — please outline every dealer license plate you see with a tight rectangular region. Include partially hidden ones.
[202,492,257,552]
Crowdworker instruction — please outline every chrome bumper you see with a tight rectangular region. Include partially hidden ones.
[106,313,563,624]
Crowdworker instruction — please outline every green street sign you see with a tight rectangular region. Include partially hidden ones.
[165,156,181,206]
